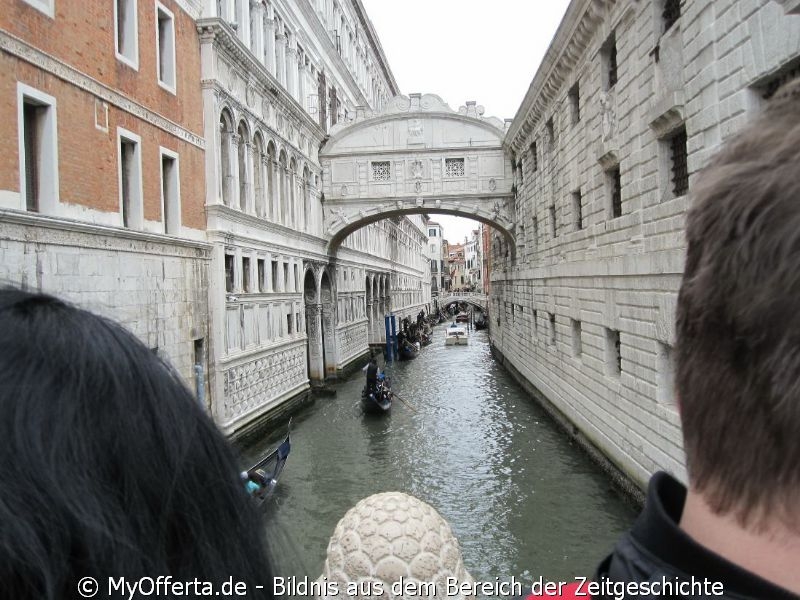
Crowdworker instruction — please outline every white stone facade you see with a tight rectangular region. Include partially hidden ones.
[0,211,211,405]
[198,0,432,434]
[497,0,800,489]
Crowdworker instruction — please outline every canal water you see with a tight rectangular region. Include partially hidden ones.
[243,325,637,594]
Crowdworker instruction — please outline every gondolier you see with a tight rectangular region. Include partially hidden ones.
[363,357,381,389]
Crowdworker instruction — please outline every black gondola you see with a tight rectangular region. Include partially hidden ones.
[244,420,292,505]
[474,312,487,330]
[362,379,392,413]
[398,342,419,360]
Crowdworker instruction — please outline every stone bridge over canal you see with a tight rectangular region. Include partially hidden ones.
[438,291,488,311]
[319,93,516,256]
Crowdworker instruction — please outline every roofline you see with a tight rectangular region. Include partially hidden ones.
[351,0,401,95]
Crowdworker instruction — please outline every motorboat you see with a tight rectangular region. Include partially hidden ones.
[444,322,468,345]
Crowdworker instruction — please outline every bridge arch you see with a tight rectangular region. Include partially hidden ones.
[319,93,516,256]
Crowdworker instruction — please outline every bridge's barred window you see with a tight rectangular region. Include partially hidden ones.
[549,313,556,345]
[549,204,557,238]
[533,309,538,336]
[533,216,539,248]
[662,0,681,32]
[445,158,465,178]
[669,126,688,196]
[606,328,622,376]
[371,161,390,181]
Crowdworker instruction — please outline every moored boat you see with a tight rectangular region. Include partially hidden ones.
[474,311,487,330]
[398,341,419,360]
[445,323,468,345]
[244,420,292,505]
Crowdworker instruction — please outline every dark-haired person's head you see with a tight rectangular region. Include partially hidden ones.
[0,288,273,598]
[676,78,800,532]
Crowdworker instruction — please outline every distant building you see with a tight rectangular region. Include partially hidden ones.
[481,224,491,296]
[447,242,466,291]
[426,220,443,296]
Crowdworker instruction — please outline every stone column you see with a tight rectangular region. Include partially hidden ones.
[305,304,324,383]
[230,133,241,210]
[238,0,250,48]
[286,44,298,100]
[250,0,264,59]
[264,17,276,74]
[275,33,287,87]
[243,141,254,214]
[261,152,274,219]
[265,253,273,293]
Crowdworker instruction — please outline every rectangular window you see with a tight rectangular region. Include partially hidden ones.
[529,140,538,172]
[546,118,555,152]
[429,228,437,237]
[533,309,538,336]
[549,313,556,345]
[571,319,582,357]
[287,313,294,335]
[242,257,251,292]
[533,216,538,248]
[669,126,688,197]
[602,31,618,90]
[657,342,675,404]
[160,149,180,234]
[569,83,580,124]
[572,189,583,230]
[156,3,176,92]
[22,0,54,17]
[296,312,301,334]
[283,263,289,292]
[18,85,58,214]
[549,204,557,238]
[118,129,143,229]
[115,0,139,69]
[257,259,265,292]
[606,166,622,219]
[224,254,234,293]
[606,328,621,376]
[22,103,41,212]
[445,158,465,178]
[371,161,390,181]
[271,260,279,291]
[662,0,681,32]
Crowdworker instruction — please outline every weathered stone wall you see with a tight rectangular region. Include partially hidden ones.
[497,0,800,489]
[0,210,211,403]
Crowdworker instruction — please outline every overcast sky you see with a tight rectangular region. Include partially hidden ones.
[359,0,572,242]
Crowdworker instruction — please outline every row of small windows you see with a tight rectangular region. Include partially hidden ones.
[115,0,177,93]
[513,306,675,402]
[19,84,180,234]
[523,125,687,246]
[225,255,298,295]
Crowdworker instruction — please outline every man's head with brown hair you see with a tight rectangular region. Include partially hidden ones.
[676,78,800,531]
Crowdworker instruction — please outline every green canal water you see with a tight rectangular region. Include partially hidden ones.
[243,326,637,593]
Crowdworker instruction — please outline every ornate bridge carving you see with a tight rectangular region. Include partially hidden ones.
[320,93,516,254]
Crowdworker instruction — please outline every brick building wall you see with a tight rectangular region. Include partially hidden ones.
[496,0,800,489]
[0,0,210,398]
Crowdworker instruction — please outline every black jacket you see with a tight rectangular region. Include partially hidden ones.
[593,472,798,599]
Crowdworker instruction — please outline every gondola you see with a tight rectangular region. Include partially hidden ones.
[362,379,392,413]
[244,419,292,505]
[474,312,487,330]
[398,342,419,360]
